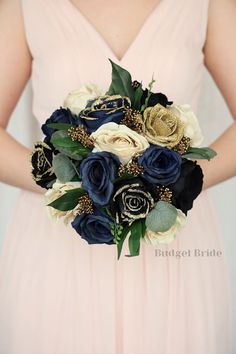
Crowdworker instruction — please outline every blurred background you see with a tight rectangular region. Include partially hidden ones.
[0,69,235,351]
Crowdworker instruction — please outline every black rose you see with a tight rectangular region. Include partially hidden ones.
[31,142,56,189]
[169,160,204,214]
[77,95,131,133]
[111,178,155,224]
[133,81,173,107]
[142,90,173,107]
[41,108,76,143]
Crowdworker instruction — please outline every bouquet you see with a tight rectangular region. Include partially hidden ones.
[31,59,216,259]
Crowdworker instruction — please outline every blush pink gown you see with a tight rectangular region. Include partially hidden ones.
[0,0,232,353]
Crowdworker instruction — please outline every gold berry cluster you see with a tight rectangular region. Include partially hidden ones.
[157,186,173,204]
[173,136,191,155]
[67,125,94,148]
[120,108,143,134]
[76,194,94,215]
[118,154,144,177]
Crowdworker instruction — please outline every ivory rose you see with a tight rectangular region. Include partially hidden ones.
[91,122,150,164]
[64,84,105,115]
[168,104,203,147]
[44,180,82,225]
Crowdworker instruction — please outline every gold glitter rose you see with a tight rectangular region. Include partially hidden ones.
[142,103,184,147]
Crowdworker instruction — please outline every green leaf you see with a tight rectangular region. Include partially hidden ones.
[51,131,91,159]
[146,201,177,233]
[140,75,156,112]
[54,144,90,159]
[106,59,135,101]
[126,220,143,257]
[117,227,130,260]
[50,130,68,139]
[182,147,217,161]
[52,153,78,183]
[46,123,74,130]
[70,174,82,182]
[47,188,85,211]
[132,83,143,110]
[51,136,82,148]
[54,146,87,160]
[141,220,147,238]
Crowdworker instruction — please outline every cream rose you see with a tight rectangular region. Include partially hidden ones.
[44,180,82,225]
[142,103,184,147]
[143,209,187,245]
[63,84,105,115]
[91,122,150,164]
[168,104,203,147]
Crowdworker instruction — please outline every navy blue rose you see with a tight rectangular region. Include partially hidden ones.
[71,208,115,245]
[138,145,181,185]
[80,151,120,206]
[41,107,76,143]
[77,95,131,133]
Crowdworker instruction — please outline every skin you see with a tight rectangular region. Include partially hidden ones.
[0,0,235,194]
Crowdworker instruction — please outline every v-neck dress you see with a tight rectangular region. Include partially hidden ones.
[0,0,232,353]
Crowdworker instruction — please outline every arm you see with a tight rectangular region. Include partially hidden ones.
[0,0,43,193]
[200,0,236,189]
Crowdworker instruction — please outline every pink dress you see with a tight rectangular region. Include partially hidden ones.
[0,0,232,353]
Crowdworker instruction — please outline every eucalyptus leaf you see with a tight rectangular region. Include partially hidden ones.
[46,179,57,189]
[54,146,86,160]
[106,59,135,102]
[52,153,78,183]
[146,201,177,233]
[71,161,81,178]
[47,188,85,211]
[182,147,217,161]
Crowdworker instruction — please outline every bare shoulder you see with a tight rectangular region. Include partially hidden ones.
[0,0,32,128]
[203,0,236,118]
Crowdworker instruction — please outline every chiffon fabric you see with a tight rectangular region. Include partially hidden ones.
[0,0,232,353]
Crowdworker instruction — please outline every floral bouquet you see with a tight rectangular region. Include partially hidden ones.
[31,59,216,259]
